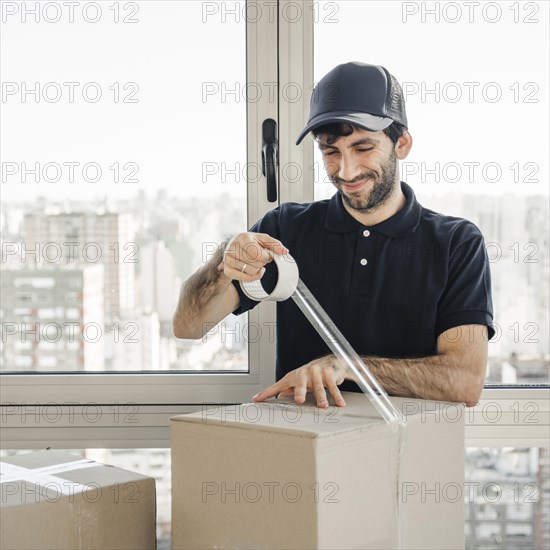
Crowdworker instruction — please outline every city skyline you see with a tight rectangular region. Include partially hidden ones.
[1,189,548,380]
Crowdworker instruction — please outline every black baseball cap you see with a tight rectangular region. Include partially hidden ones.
[296,62,408,145]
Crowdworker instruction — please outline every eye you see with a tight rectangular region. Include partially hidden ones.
[356,148,374,153]
[322,151,338,157]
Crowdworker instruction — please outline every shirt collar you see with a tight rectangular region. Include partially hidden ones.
[324,181,422,238]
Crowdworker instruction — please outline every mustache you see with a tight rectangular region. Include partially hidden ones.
[329,171,378,185]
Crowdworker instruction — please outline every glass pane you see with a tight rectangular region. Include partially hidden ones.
[1,1,248,372]
[314,0,549,385]
[465,447,550,549]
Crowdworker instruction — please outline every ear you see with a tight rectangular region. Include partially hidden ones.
[394,131,413,160]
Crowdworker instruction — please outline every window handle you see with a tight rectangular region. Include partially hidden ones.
[261,118,278,203]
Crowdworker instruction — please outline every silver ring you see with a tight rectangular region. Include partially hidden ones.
[241,264,247,273]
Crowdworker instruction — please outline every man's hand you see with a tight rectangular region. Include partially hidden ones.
[252,356,348,408]
[221,232,288,282]
[173,232,286,340]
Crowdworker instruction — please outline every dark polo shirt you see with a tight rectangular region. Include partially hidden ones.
[232,181,495,392]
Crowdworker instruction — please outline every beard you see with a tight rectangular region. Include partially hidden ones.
[329,149,398,212]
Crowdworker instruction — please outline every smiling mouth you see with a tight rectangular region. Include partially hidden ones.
[342,178,372,191]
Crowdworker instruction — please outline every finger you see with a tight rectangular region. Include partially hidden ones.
[225,238,266,268]
[224,264,266,282]
[233,259,263,276]
[224,249,265,271]
[293,368,308,404]
[256,234,289,257]
[225,234,287,270]
[311,368,329,408]
[252,381,286,402]
[277,389,294,399]
[324,376,346,408]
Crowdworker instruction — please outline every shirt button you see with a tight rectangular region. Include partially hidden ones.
[360,258,368,266]
[363,229,371,237]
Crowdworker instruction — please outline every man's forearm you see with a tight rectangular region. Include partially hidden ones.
[345,353,482,406]
[173,239,233,339]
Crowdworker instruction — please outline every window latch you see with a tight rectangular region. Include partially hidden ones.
[261,118,278,203]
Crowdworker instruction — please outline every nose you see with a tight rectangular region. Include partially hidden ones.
[338,152,362,182]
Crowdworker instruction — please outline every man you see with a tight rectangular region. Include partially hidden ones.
[173,62,495,409]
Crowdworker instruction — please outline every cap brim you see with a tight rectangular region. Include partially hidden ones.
[295,112,393,145]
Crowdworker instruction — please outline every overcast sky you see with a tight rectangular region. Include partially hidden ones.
[1,0,548,201]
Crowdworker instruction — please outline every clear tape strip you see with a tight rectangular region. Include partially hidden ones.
[291,280,406,546]
[292,280,401,425]
[0,459,98,494]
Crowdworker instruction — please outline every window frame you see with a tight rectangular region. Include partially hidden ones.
[1,387,548,449]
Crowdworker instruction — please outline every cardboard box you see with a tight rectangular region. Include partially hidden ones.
[0,450,156,549]
[172,392,465,549]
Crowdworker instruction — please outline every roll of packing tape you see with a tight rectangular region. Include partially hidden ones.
[240,252,299,302]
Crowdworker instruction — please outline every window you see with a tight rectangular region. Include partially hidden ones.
[1,1,280,412]
[311,5,549,547]
[2,1,251,375]
[313,0,549,387]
